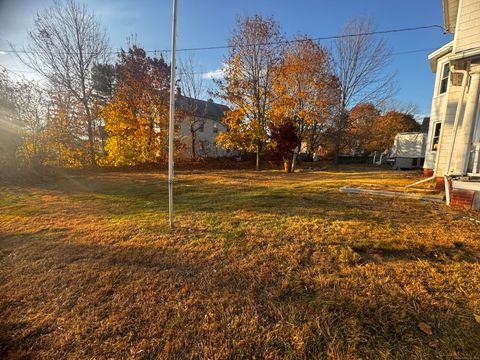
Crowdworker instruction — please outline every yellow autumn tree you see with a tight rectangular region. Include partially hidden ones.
[215,15,283,170]
[101,46,171,166]
[272,36,339,170]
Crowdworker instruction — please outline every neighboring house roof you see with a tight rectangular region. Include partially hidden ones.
[442,0,460,33]
[176,96,229,123]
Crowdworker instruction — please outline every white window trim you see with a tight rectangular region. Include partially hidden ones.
[436,61,450,97]
[431,121,442,153]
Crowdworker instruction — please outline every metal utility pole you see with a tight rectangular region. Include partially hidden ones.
[168,0,178,228]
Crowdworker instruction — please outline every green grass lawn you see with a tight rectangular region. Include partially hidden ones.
[1,166,479,359]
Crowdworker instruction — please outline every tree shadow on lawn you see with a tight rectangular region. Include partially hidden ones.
[21,171,474,248]
[1,231,479,359]
[56,174,434,223]
[12,170,478,256]
[67,177,479,248]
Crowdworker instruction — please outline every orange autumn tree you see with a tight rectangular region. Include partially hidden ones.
[272,36,339,170]
[345,103,380,154]
[369,111,420,151]
[101,46,171,166]
[215,15,283,170]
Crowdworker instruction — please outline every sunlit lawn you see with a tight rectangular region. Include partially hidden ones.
[1,165,479,359]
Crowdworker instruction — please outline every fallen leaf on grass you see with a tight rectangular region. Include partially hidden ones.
[418,322,433,335]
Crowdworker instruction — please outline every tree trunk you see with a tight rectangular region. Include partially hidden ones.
[334,130,341,165]
[86,116,96,167]
[191,127,196,161]
[291,146,300,172]
[255,142,261,170]
[83,99,96,167]
[308,126,316,158]
[334,111,347,165]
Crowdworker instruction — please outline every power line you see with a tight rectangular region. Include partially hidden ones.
[0,47,439,78]
[166,25,445,53]
[0,64,50,93]
[391,47,437,55]
[0,66,36,74]
[1,24,444,56]
[0,64,29,76]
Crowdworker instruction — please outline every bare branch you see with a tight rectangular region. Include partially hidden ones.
[334,17,397,109]
[13,0,110,165]
[331,17,397,162]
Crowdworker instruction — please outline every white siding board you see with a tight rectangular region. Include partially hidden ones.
[454,0,480,53]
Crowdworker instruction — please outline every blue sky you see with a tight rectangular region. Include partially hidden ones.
[0,0,452,114]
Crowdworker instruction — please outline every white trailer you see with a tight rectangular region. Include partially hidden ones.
[391,132,427,170]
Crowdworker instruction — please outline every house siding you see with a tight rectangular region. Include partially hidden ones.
[424,56,454,173]
[425,0,480,209]
[424,50,474,176]
[438,85,468,175]
[174,96,234,160]
[454,0,480,53]
[177,117,231,159]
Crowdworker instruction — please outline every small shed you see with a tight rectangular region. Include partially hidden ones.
[391,132,427,169]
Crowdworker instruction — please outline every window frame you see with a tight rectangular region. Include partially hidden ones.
[431,122,442,152]
[438,62,450,95]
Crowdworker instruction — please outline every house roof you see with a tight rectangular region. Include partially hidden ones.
[175,96,229,122]
[428,41,454,72]
[442,0,460,33]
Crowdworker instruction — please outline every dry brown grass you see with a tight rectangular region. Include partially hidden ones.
[1,165,479,359]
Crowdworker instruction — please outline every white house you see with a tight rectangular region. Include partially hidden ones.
[423,0,480,209]
[175,96,233,160]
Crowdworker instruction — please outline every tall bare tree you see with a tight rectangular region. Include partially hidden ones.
[178,56,208,161]
[332,17,396,163]
[215,15,283,170]
[15,0,110,166]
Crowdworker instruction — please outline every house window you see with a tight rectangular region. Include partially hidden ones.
[213,124,218,134]
[432,122,441,151]
[439,63,450,94]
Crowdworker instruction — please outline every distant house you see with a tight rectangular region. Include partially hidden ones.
[96,96,233,160]
[175,96,233,159]
[423,0,480,209]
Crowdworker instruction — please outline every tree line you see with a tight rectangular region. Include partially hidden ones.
[0,0,420,174]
